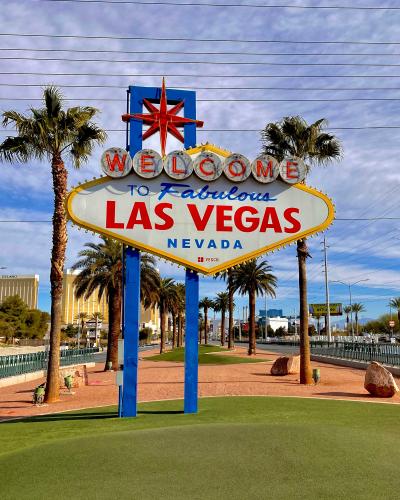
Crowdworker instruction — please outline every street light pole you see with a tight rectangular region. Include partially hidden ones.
[322,236,331,341]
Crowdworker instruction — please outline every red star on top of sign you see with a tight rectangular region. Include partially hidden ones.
[122,78,204,157]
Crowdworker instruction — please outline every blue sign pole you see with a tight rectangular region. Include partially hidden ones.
[122,247,141,417]
[184,269,199,414]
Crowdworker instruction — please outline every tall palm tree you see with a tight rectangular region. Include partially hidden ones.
[173,283,185,348]
[388,298,400,325]
[231,259,277,355]
[262,116,341,383]
[199,297,214,344]
[0,87,106,402]
[214,269,235,349]
[75,312,88,348]
[72,237,159,369]
[154,278,179,354]
[213,292,231,346]
[351,303,365,335]
[343,305,352,335]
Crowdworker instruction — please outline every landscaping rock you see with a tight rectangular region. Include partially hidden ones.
[364,361,399,398]
[270,355,300,376]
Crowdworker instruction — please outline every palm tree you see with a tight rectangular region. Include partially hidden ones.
[154,278,179,354]
[199,297,214,344]
[91,312,103,347]
[72,237,159,369]
[214,269,235,349]
[343,305,352,335]
[213,292,230,346]
[231,259,277,355]
[351,303,365,335]
[75,312,88,348]
[172,283,185,348]
[388,298,400,326]
[0,87,106,402]
[262,116,341,383]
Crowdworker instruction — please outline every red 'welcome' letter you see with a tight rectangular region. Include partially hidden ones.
[140,154,155,173]
[187,204,214,231]
[106,201,124,229]
[154,203,174,230]
[216,205,233,231]
[284,208,301,233]
[285,161,298,179]
[126,202,152,229]
[199,158,215,176]
[171,156,185,174]
[256,159,273,178]
[106,153,127,172]
[228,160,246,177]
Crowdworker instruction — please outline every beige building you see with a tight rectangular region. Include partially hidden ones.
[0,274,39,309]
[62,269,160,331]
[61,270,109,325]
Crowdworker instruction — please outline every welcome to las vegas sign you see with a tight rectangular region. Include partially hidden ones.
[66,143,334,275]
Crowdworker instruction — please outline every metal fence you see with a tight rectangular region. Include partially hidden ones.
[309,341,400,366]
[0,347,99,379]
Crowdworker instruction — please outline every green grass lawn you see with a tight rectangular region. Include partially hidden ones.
[1,397,400,499]
[147,344,266,364]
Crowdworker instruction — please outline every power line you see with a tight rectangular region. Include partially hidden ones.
[4,47,400,57]
[4,83,400,91]
[37,0,400,10]
[3,71,400,78]
[4,32,400,45]
[2,97,400,102]
[5,56,400,67]
[2,127,400,132]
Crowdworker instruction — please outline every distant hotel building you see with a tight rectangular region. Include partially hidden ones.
[61,270,108,325]
[0,275,39,309]
[61,269,160,332]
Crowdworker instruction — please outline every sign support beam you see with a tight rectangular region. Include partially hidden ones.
[122,247,141,417]
[184,269,199,414]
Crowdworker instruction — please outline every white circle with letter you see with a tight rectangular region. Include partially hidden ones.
[101,147,132,178]
[279,156,306,184]
[164,150,193,180]
[223,153,251,182]
[193,152,223,181]
[132,149,163,179]
[251,154,279,183]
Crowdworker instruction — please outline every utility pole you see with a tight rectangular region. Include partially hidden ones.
[322,236,332,342]
[264,293,268,341]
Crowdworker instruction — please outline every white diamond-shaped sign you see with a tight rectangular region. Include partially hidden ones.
[66,145,334,275]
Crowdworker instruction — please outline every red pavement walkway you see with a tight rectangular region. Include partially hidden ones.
[1,347,399,421]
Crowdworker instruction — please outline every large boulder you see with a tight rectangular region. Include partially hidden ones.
[364,361,399,398]
[270,355,300,376]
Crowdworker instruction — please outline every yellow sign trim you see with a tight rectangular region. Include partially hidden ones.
[66,177,335,276]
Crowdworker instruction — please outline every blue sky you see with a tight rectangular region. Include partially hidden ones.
[1,0,400,324]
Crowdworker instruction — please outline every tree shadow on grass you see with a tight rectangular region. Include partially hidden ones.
[1,411,118,423]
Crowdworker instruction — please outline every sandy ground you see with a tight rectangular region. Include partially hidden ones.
[1,346,399,421]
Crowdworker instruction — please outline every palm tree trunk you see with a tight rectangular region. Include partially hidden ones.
[204,308,208,345]
[44,154,68,403]
[356,313,359,335]
[178,313,183,347]
[248,290,256,355]
[172,315,177,348]
[228,270,234,349]
[160,308,167,354]
[297,238,312,385]
[106,284,121,370]
[220,309,226,347]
